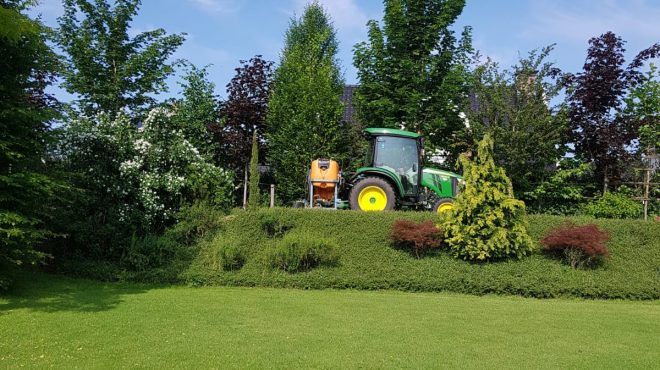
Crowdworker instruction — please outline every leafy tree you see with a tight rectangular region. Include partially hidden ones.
[623,63,659,157]
[565,32,659,190]
[0,1,61,287]
[56,0,185,118]
[215,55,273,175]
[174,64,220,158]
[248,130,260,209]
[266,3,345,203]
[353,0,473,165]
[443,134,534,261]
[461,46,566,195]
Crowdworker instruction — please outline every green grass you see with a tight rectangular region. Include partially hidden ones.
[1,273,658,369]
[184,209,660,299]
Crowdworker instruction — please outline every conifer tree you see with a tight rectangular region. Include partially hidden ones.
[248,130,260,209]
[443,134,534,261]
[266,2,345,203]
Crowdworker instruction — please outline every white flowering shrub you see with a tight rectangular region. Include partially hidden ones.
[60,109,232,256]
[119,108,232,229]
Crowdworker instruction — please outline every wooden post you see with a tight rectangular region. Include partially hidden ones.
[643,167,650,221]
[242,163,248,210]
[270,184,275,208]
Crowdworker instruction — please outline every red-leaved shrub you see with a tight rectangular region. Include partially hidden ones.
[390,220,443,258]
[541,223,610,268]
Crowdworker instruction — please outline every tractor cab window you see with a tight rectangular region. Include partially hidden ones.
[373,136,419,194]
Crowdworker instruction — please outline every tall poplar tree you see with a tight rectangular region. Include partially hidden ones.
[56,0,185,119]
[353,0,473,165]
[266,2,345,203]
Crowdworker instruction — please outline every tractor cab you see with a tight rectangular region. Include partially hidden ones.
[363,128,422,197]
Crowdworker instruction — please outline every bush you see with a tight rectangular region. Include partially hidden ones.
[444,134,534,261]
[584,192,642,219]
[390,220,443,258]
[167,201,226,246]
[215,242,246,271]
[259,212,293,237]
[57,109,233,264]
[541,223,610,269]
[523,160,595,215]
[268,232,339,272]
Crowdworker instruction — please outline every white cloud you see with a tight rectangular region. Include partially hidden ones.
[525,0,660,45]
[187,0,241,14]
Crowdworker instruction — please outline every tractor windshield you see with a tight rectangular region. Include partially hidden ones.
[373,136,420,195]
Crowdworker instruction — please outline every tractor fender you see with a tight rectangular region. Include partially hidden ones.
[350,167,405,197]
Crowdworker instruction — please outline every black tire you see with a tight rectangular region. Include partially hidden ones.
[349,176,396,211]
[432,198,454,214]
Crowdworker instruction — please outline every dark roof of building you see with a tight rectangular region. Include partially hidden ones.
[341,84,358,124]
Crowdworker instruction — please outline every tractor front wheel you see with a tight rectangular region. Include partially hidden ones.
[433,198,454,214]
[349,177,396,211]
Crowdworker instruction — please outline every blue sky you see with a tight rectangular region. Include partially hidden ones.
[30,0,660,101]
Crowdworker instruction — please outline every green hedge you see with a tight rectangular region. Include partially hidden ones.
[183,209,660,300]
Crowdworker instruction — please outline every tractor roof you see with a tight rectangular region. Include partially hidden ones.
[363,127,420,139]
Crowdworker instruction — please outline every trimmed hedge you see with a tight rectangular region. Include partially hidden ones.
[184,208,660,300]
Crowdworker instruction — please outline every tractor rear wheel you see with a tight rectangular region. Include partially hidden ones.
[349,177,396,211]
[433,198,454,214]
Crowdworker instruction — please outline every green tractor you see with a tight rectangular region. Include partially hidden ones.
[347,128,461,213]
[306,128,462,213]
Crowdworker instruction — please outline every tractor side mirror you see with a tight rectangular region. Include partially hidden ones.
[412,163,417,172]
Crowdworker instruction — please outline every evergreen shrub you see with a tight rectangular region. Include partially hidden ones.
[444,134,534,261]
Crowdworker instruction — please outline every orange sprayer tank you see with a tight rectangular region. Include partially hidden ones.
[311,159,340,187]
[310,159,340,205]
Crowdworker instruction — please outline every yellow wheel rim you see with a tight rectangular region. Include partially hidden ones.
[437,202,453,214]
[358,186,388,211]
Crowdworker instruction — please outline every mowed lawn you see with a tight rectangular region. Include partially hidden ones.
[1,274,658,369]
